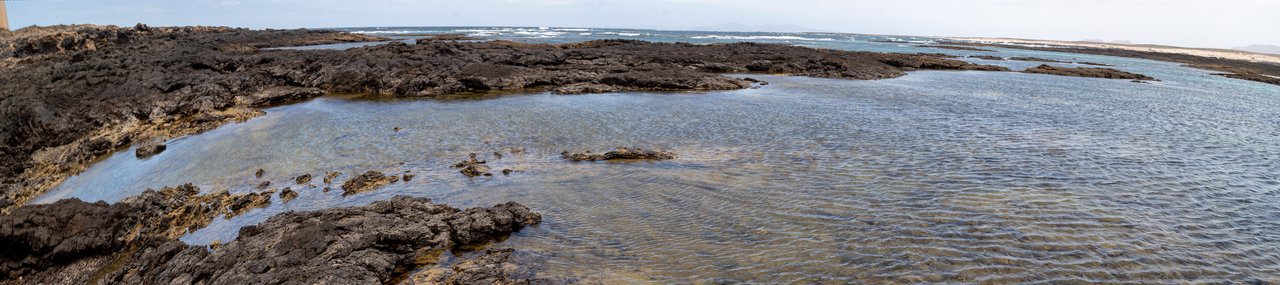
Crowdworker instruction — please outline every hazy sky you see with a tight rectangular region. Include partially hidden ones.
[8,0,1279,48]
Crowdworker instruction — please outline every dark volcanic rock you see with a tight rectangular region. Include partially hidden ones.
[340,171,397,196]
[294,173,312,184]
[135,138,167,158]
[279,187,298,202]
[1023,64,1156,81]
[1010,57,1070,63]
[1,194,542,284]
[323,171,341,184]
[0,184,275,281]
[968,55,1005,61]
[1219,73,1280,85]
[409,248,564,285]
[454,153,493,177]
[0,24,1010,213]
[918,45,996,52]
[562,147,677,161]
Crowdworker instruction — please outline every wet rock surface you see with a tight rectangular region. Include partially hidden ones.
[340,170,397,196]
[409,248,567,285]
[0,25,1018,212]
[1023,64,1156,81]
[134,138,166,158]
[562,147,677,161]
[0,184,274,280]
[0,194,543,284]
[454,153,493,177]
[294,173,312,184]
[279,187,298,202]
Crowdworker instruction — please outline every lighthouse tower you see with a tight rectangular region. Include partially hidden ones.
[0,1,8,31]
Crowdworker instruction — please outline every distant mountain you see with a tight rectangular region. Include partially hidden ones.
[1233,44,1280,55]
[687,23,821,33]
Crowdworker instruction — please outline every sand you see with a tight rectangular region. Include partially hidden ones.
[947,37,1280,65]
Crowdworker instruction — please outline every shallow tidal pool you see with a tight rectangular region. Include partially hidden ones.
[36,67,1280,283]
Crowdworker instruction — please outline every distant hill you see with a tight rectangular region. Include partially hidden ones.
[1233,44,1280,55]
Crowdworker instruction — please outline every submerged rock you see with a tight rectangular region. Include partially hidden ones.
[323,171,341,184]
[340,171,398,196]
[135,139,167,158]
[1023,64,1157,81]
[279,187,298,202]
[562,147,677,161]
[454,153,493,177]
[294,173,312,184]
[408,248,564,284]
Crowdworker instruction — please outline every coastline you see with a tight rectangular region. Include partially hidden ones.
[2,24,1274,283]
[0,24,1015,215]
[945,37,1280,86]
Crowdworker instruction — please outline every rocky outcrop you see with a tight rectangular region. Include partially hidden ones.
[408,248,566,285]
[279,187,298,202]
[294,173,312,184]
[1010,57,1070,63]
[454,153,493,177]
[340,170,397,196]
[917,45,996,52]
[0,25,1013,213]
[0,195,542,284]
[1023,64,1156,81]
[0,184,274,280]
[134,138,166,158]
[968,55,1005,61]
[562,147,676,161]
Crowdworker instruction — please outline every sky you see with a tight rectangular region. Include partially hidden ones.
[7,0,1279,48]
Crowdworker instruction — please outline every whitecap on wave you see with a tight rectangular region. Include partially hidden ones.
[690,35,835,41]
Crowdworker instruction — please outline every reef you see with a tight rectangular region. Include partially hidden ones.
[918,45,996,52]
[1022,64,1156,81]
[562,147,677,161]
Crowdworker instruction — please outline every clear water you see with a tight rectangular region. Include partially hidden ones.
[33,28,1280,283]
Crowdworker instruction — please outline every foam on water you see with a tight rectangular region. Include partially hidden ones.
[691,35,835,41]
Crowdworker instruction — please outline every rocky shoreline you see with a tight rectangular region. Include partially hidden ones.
[0,188,543,284]
[0,24,1022,213]
[1,24,1172,283]
[943,40,1280,86]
